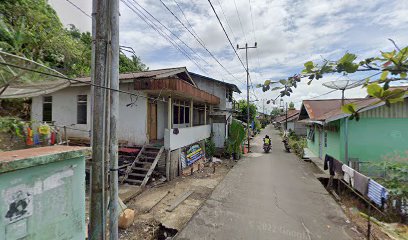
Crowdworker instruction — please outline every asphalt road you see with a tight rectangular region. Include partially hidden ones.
[177,125,363,240]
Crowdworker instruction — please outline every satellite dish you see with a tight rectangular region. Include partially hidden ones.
[322,80,363,91]
[0,51,70,98]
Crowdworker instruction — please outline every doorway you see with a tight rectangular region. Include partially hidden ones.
[148,101,157,141]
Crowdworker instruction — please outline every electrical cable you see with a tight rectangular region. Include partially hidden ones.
[207,0,247,72]
[0,61,168,102]
[65,0,92,18]
[159,0,244,85]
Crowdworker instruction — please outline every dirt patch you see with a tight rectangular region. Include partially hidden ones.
[119,159,235,239]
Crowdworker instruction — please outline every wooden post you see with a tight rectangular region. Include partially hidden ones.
[190,100,193,127]
[168,96,172,129]
[204,103,207,125]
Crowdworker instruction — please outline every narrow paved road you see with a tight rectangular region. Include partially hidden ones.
[177,125,363,240]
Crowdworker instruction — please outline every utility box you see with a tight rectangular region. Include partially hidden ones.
[0,146,86,240]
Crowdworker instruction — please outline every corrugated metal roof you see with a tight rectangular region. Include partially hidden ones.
[275,110,299,123]
[302,99,362,121]
[188,72,241,93]
[74,67,196,86]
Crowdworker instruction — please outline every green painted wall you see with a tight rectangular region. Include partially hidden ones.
[347,118,408,163]
[0,151,85,240]
[307,122,342,161]
[307,125,319,157]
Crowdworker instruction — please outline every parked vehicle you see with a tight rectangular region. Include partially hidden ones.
[282,139,290,152]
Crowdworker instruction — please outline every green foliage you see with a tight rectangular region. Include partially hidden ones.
[287,134,306,158]
[0,117,25,137]
[288,101,295,110]
[237,99,257,123]
[254,118,261,131]
[0,0,147,78]
[226,120,245,157]
[257,41,408,120]
[205,136,216,158]
[270,107,282,117]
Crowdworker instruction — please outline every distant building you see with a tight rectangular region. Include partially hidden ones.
[274,109,307,136]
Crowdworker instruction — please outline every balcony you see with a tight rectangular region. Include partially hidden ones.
[164,125,211,150]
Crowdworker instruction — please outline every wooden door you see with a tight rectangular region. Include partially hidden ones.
[148,102,157,141]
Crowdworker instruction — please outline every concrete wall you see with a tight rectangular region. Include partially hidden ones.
[0,148,85,240]
[31,83,149,145]
[307,122,341,161]
[164,125,211,150]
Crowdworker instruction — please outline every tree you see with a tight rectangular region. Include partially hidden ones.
[236,99,257,123]
[270,107,282,118]
[258,40,408,120]
[0,0,148,78]
[288,102,295,110]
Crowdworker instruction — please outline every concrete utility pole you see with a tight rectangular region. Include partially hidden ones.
[90,0,120,238]
[285,102,288,131]
[90,0,109,238]
[108,0,120,238]
[237,42,257,152]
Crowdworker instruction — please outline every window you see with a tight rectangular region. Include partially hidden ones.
[42,96,52,122]
[173,101,192,126]
[324,131,328,147]
[307,127,315,141]
[226,89,232,102]
[173,104,179,124]
[77,95,87,124]
[185,107,190,124]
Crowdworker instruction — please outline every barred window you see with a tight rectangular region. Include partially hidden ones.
[42,96,52,122]
[77,95,87,124]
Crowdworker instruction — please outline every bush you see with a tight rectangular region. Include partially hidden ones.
[288,134,306,158]
[205,136,216,159]
[225,120,245,159]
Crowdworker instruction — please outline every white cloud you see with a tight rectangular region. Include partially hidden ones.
[50,0,408,111]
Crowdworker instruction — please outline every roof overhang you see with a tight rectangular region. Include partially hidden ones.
[134,78,220,105]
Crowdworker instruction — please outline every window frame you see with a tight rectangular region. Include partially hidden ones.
[42,96,53,122]
[77,95,88,124]
[324,131,328,147]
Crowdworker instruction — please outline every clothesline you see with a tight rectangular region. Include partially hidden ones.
[324,154,389,213]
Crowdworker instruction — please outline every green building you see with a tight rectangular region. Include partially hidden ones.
[299,96,408,175]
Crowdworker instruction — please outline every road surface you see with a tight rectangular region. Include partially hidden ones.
[177,125,363,240]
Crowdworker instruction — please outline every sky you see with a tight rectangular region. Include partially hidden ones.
[49,0,408,112]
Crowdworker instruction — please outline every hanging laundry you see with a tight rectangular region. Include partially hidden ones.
[333,159,344,176]
[342,165,355,187]
[323,154,335,176]
[26,127,33,146]
[367,179,388,207]
[354,171,370,195]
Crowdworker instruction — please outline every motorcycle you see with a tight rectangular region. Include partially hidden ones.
[282,139,290,152]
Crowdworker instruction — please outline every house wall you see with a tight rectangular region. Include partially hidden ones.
[307,121,341,161]
[347,118,408,164]
[193,78,228,109]
[157,101,166,140]
[31,83,149,145]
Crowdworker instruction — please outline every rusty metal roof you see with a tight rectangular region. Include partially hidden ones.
[275,109,300,123]
[74,67,196,86]
[189,72,241,93]
[300,98,385,123]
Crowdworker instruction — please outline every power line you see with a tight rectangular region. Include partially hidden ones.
[215,0,237,42]
[121,0,209,74]
[207,0,247,72]
[65,0,92,18]
[172,0,205,46]
[159,0,244,85]
[126,0,212,72]
[0,61,168,102]
[233,0,248,43]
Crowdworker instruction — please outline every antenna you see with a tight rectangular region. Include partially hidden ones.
[322,80,363,105]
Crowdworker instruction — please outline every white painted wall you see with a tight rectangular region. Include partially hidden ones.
[213,123,225,148]
[31,83,149,145]
[164,125,211,150]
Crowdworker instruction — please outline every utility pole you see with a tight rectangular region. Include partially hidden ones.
[237,42,257,152]
[90,0,120,238]
[90,0,108,238]
[285,102,288,131]
[108,0,120,238]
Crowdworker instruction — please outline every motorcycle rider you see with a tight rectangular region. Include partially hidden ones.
[264,135,271,147]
